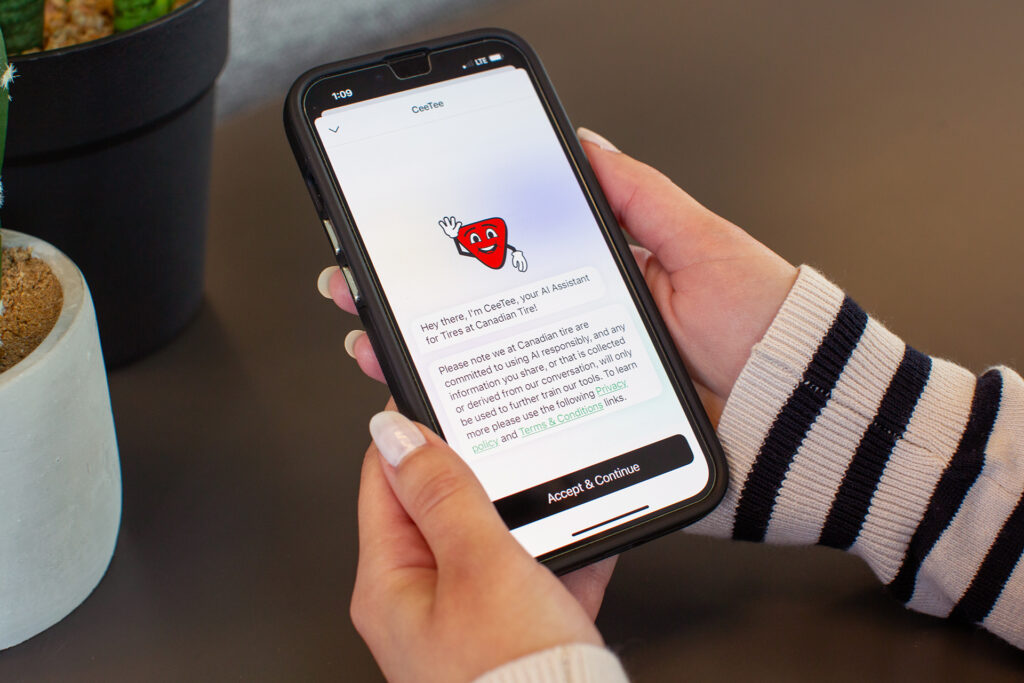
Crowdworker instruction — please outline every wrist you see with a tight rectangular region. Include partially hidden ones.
[709,259,800,407]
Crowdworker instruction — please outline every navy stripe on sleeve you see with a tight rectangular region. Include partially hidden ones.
[887,369,1004,603]
[732,297,869,543]
[949,489,1024,625]
[818,346,932,550]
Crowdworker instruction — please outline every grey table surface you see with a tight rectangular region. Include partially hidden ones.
[3,0,1024,680]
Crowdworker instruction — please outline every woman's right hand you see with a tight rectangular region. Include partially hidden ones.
[320,127,798,422]
[352,404,610,683]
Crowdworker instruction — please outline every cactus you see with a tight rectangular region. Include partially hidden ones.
[0,27,10,311]
[0,30,8,195]
[0,26,9,305]
[114,0,173,32]
[0,0,43,54]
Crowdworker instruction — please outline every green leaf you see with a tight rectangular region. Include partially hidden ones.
[0,0,45,54]
[114,0,173,32]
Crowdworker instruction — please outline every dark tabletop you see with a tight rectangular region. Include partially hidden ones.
[3,0,1024,680]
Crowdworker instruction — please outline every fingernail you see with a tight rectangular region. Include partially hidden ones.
[577,127,620,153]
[317,266,339,298]
[370,411,426,467]
[344,329,364,358]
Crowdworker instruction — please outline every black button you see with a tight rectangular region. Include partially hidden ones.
[492,434,694,531]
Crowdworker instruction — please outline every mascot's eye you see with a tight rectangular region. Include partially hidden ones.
[485,228,498,239]
[470,233,482,243]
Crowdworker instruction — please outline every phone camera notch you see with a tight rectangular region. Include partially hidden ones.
[387,50,432,79]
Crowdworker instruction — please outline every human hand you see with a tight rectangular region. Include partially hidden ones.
[439,215,462,238]
[320,128,796,421]
[573,128,798,420]
[352,403,611,683]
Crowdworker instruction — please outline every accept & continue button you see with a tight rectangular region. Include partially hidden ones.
[492,435,693,530]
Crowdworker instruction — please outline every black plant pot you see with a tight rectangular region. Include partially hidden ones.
[3,0,230,366]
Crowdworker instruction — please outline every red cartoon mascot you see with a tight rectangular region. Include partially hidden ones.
[439,216,528,272]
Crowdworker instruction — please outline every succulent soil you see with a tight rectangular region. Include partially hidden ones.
[36,0,191,52]
[40,0,114,51]
[0,247,63,372]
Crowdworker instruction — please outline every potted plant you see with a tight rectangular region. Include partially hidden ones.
[0,0,229,366]
[0,27,121,650]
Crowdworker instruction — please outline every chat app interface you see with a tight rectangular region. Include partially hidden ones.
[315,64,710,557]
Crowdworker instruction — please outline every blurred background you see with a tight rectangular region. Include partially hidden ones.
[224,0,1024,373]
[4,0,1023,680]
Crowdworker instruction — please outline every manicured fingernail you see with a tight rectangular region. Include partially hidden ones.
[370,411,426,467]
[344,329,364,358]
[317,266,339,298]
[577,127,620,153]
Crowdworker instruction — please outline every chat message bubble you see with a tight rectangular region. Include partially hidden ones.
[429,305,662,458]
[412,267,604,351]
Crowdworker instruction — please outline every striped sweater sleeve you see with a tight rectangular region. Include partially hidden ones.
[690,265,1024,648]
[474,265,1021,683]
[473,645,629,683]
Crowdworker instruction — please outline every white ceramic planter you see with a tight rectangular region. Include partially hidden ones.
[0,229,120,649]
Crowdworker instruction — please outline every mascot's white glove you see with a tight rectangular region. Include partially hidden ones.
[511,249,528,272]
[438,216,462,239]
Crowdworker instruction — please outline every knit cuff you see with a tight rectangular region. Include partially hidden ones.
[691,266,975,556]
[686,266,1024,651]
[689,265,845,538]
[472,644,629,683]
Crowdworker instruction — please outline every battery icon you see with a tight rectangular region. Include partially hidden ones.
[488,53,503,63]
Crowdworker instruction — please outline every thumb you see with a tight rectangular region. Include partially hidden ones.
[369,410,519,567]
[577,127,735,274]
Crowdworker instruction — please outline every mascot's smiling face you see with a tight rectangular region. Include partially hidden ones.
[457,218,508,269]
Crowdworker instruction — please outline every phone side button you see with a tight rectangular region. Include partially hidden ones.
[341,265,363,307]
[321,218,343,256]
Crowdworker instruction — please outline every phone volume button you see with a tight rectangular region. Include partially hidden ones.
[341,265,363,307]
[322,218,342,255]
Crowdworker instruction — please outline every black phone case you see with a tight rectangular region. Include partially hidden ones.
[284,28,728,574]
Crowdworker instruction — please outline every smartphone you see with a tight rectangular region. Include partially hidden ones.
[285,29,727,573]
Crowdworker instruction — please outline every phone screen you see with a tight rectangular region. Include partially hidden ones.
[305,42,715,560]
